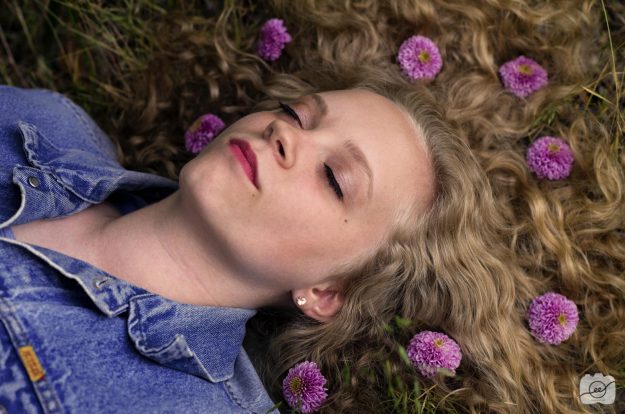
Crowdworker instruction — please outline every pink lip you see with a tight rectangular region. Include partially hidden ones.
[228,139,258,188]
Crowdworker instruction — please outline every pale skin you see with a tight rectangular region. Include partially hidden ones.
[13,89,434,321]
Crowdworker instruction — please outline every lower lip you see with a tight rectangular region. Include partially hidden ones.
[228,143,256,187]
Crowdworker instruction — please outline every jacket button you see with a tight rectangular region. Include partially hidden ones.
[94,277,110,289]
[28,176,40,188]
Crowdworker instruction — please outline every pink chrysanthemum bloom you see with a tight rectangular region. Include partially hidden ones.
[184,113,225,154]
[397,35,443,81]
[407,331,462,379]
[527,292,579,345]
[499,55,548,98]
[526,136,574,180]
[282,361,328,413]
[257,18,292,61]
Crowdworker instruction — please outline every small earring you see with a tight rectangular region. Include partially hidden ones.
[296,296,307,306]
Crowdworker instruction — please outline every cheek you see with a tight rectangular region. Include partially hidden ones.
[242,199,353,277]
[213,114,271,141]
[256,190,329,242]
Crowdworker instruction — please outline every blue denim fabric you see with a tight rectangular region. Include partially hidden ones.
[0,86,277,414]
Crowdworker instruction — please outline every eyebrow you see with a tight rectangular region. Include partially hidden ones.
[310,93,328,117]
[306,93,373,203]
[344,139,373,201]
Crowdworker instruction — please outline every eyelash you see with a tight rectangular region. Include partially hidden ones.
[278,101,344,201]
[324,164,344,201]
[278,101,302,127]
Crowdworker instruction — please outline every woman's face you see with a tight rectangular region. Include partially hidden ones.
[179,89,433,295]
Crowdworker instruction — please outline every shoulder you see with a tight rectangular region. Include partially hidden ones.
[0,85,117,160]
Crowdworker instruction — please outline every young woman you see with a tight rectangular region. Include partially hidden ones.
[0,65,437,413]
[2,1,623,413]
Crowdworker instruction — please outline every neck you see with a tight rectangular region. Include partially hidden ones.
[89,192,289,309]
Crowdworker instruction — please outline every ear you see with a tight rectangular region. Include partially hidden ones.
[292,281,344,322]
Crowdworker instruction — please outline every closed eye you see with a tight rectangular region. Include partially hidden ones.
[324,164,344,201]
[278,101,303,128]
[278,101,344,202]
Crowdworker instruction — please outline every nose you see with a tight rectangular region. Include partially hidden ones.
[263,118,301,169]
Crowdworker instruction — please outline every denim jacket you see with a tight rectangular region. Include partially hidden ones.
[0,86,277,414]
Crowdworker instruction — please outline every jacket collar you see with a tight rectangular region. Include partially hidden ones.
[24,243,256,383]
[127,294,256,383]
[18,121,178,205]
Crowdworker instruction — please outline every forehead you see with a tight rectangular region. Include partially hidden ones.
[317,89,428,156]
[321,88,412,122]
[318,89,433,215]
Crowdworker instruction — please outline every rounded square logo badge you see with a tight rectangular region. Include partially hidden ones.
[580,373,615,405]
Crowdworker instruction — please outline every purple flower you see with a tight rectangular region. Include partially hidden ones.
[526,136,574,180]
[527,292,579,345]
[397,35,443,81]
[407,331,462,379]
[257,18,292,61]
[282,361,328,413]
[184,113,225,154]
[499,56,548,98]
